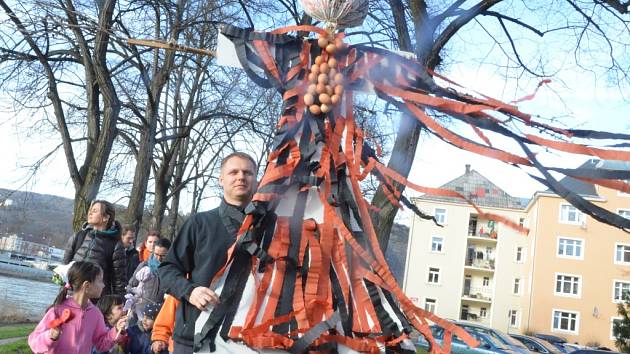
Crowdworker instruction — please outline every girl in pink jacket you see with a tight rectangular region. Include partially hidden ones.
[28,261,128,354]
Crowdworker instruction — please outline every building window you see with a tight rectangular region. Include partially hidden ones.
[612,317,623,340]
[557,237,584,259]
[619,209,630,220]
[560,204,583,224]
[483,277,490,287]
[555,274,581,297]
[431,236,444,253]
[434,208,447,224]
[616,244,630,264]
[428,267,440,284]
[614,281,630,302]
[424,298,436,313]
[519,217,525,227]
[509,310,519,328]
[515,246,525,263]
[480,307,487,318]
[513,278,521,295]
[552,310,579,333]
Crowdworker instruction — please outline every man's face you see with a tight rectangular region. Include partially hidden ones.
[121,231,135,248]
[219,156,256,205]
[146,235,159,251]
[153,246,168,263]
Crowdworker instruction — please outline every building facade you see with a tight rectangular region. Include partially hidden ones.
[404,161,630,349]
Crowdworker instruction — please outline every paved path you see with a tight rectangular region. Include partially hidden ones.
[0,336,26,345]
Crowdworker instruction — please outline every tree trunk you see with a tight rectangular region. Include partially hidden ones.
[125,101,159,229]
[70,0,120,231]
[371,0,427,252]
[124,0,182,231]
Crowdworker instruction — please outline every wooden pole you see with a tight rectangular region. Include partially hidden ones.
[127,38,215,57]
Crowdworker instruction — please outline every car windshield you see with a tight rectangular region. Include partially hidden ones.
[460,325,528,349]
[474,332,508,349]
[535,337,564,353]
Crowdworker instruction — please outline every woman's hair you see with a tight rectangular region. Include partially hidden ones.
[96,294,124,320]
[90,200,115,230]
[50,261,103,310]
[146,229,161,238]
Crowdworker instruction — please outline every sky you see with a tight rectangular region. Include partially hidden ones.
[0,3,628,220]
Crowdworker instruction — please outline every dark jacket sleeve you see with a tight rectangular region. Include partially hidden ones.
[63,232,79,264]
[111,241,128,295]
[158,216,198,301]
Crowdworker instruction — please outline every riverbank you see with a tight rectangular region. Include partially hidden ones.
[0,274,58,323]
[0,263,52,282]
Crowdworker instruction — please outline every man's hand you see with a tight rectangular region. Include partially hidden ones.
[152,340,167,353]
[188,287,220,310]
[49,327,61,341]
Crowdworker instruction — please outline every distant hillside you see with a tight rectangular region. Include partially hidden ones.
[0,188,75,248]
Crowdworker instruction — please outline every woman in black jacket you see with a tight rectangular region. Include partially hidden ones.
[63,200,127,296]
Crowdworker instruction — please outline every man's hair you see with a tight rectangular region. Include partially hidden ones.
[155,238,172,250]
[220,152,257,172]
[121,224,135,235]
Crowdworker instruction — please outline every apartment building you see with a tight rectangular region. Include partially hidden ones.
[404,160,630,349]
[403,164,530,332]
[524,159,630,347]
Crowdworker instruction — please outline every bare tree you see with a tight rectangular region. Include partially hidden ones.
[361,0,630,251]
[0,0,122,230]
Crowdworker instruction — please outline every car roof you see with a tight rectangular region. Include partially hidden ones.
[455,321,489,328]
[571,350,624,354]
[511,334,564,353]
[533,333,567,343]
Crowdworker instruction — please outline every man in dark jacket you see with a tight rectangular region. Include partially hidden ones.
[63,200,127,296]
[121,224,140,282]
[159,152,257,354]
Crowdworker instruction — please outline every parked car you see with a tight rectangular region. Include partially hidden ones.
[510,334,564,354]
[452,321,531,354]
[417,325,521,354]
[531,333,572,353]
[569,350,624,354]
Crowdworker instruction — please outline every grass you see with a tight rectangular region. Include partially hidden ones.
[0,324,35,340]
[0,338,31,354]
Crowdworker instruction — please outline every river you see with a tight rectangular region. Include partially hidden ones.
[0,274,59,321]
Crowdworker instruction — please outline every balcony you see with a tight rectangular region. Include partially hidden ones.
[467,232,498,242]
[462,286,493,303]
[459,312,490,324]
[464,259,495,270]
[468,215,499,240]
